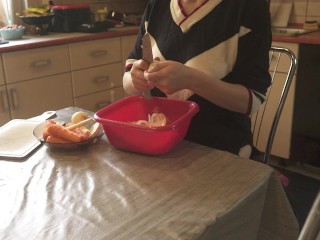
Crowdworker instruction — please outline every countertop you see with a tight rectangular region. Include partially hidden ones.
[0,25,319,54]
[0,107,299,240]
[272,30,320,45]
[0,26,139,54]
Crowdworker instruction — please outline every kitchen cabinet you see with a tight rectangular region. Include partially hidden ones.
[0,55,4,86]
[72,63,124,111]
[6,73,73,119]
[0,55,11,125]
[70,38,124,112]
[70,36,136,112]
[0,34,138,125]
[121,35,137,98]
[1,45,73,121]
[69,38,121,71]
[0,85,10,126]
[2,45,70,84]
[121,35,137,69]
[252,42,298,159]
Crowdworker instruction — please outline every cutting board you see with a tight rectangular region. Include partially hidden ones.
[0,120,42,159]
[270,2,293,28]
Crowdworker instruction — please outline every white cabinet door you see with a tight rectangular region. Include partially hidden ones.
[7,73,73,119]
[69,38,121,70]
[74,87,125,112]
[72,63,123,97]
[0,55,5,86]
[121,35,137,69]
[2,45,70,84]
[0,86,11,126]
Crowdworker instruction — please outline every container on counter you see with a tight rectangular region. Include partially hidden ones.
[51,4,91,32]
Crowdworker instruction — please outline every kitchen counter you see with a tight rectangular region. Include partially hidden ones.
[0,26,139,53]
[1,25,319,54]
[272,30,320,45]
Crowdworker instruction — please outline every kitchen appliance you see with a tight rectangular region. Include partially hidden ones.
[51,4,92,33]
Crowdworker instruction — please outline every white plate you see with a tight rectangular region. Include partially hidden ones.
[33,122,104,151]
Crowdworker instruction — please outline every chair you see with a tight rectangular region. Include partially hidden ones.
[298,191,320,240]
[251,46,297,164]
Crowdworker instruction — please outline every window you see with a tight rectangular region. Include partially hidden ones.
[0,0,28,26]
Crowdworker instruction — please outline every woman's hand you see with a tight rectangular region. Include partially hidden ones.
[144,60,250,114]
[130,59,155,92]
[144,60,194,95]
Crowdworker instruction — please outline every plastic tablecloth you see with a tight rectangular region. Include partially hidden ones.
[0,108,299,240]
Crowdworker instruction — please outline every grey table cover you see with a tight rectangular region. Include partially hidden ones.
[0,108,299,240]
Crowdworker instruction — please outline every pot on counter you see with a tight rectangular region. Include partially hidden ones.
[51,4,92,33]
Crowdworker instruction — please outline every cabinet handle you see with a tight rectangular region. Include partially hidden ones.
[0,90,9,113]
[9,88,18,110]
[93,76,110,84]
[90,50,108,58]
[31,59,52,68]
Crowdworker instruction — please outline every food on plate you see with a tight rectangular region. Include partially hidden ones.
[66,117,94,130]
[132,112,167,127]
[71,111,89,124]
[46,135,72,144]
[42,111,103,143]
[43,119,56,140]
[88,122,104,138]
[46,124,87,142]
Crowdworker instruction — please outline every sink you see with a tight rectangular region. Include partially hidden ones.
[272,27,319,37]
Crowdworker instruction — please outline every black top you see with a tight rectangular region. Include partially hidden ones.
[126,0,271,154]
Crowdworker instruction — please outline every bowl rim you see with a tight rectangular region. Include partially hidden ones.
[94,95,199,131]
[0,27,25,31]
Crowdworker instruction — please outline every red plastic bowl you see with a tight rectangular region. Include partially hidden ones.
[94,96,199,155]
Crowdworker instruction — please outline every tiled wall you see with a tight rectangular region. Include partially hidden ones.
[272,0,320,24]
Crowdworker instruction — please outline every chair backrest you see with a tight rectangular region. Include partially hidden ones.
[298,191,320,240]
[251,46,297,164]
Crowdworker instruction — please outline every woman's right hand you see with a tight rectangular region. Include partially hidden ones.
[130,59,155,91]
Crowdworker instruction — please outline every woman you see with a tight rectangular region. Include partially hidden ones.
[123,0,272,158]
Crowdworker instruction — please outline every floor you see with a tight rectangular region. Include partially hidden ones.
[268,156,320,231]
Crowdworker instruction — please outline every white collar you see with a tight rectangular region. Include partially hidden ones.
[170,0,222,33]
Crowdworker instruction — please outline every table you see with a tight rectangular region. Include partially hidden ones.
[0,108,299,240]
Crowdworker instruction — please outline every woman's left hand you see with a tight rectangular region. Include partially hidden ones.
[144,60,193,95]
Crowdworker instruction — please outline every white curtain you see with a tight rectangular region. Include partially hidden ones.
[0,0,28,26]
[0,0,10,26]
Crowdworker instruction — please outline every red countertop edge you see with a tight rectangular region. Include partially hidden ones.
[272,23,320,45]
[272,31,320,45]
[1,26,320,54]
[0,27,139,54]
